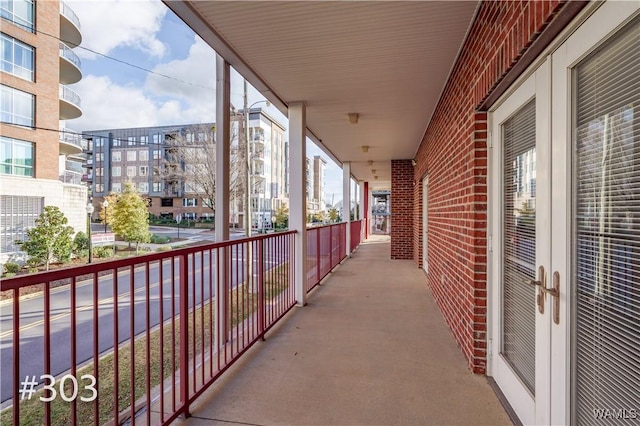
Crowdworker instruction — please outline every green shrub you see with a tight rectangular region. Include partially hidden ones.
[150,234,171,244]
[3,262,21,274]
[94,247,114,258]
[73,232,89,256]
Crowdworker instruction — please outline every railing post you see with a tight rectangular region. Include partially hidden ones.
[316,229,321,285]
[179,254,190,417]
[329,225,333,269]
[258,238,265,339]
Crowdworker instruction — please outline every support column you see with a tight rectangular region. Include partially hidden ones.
[289,102,307,306]
[343,161,351,257]
[364,181,369,239]
[215,54,230,345]
[215,54,230,243]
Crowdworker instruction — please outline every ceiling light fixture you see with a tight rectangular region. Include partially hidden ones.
[348,113,359,124]
[374,175,379,180]
[360,145,369,153]
[371,169,376,174]
[367,160,373,166]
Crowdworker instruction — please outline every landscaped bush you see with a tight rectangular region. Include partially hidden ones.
[2,262,21,277]
[94,247,114,258]
[150,234,171,244]
[73,232,89,257]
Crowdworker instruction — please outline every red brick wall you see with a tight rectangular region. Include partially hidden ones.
[412,0,567,373]
[390,160,413,259]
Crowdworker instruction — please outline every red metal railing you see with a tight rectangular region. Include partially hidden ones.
[350,220,363,252]
[306,223,347,292]
[0,231,295,425]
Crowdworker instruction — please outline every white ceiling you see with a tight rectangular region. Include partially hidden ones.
[165,1,478,189]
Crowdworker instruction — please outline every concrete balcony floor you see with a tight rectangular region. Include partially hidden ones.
[171,235,512,425]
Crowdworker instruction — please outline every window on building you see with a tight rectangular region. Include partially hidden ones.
[153,182,163,192]
[127,166,136,177]
[1,33,34,80]
[1,0,34,32]
[140,135,148,145]
[95,152,103,162]
[112,151,121,162]
[161,198,173,207]
[139,150,148,161]
[95,138,104,147]
[153,134,160,144]
[127,136,136,146]
[0,195,41,252]
[112,138,121,147]
[153,150,162,160]
[112,183,121,193]
[95,167,103,177]
[186,133,194,143]
[0,136,33,176]
[139,165,149,176]
[95,183,104,193]
[126,150,136,161]
[139,182,149,193]
[1,85,34,127]
[112,166,121,177]
[182,198,197,207]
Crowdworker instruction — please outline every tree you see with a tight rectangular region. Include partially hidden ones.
[99,192,117,228]
[154,122,245,216]
[274,204,289,230]
[328,207,340,223]
[110,181,151,254]
[18,206,74,271]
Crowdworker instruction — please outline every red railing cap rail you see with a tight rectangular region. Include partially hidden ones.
[0,230,296,291]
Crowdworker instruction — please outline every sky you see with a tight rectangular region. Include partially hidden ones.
[65,0,345,205]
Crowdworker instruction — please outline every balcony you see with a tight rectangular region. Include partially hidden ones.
[58,127,83,155]
[59,85,82,120]
[59,42,82,84]
[59,1,82,48]
[1,226,510,425]
[58,169,83,185]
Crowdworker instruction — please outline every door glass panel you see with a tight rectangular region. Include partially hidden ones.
[574,17,640,425]
[502,99,537,394]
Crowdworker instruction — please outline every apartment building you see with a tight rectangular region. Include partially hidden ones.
[1,0,87,261]
[85,108,290,228]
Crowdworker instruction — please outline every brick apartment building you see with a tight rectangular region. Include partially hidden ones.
[1,0,88,262]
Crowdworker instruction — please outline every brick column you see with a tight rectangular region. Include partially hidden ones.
[390,160,414,259]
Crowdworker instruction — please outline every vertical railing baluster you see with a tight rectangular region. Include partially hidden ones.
[70,276,77,425]
[145,262,151,425]
[93,272,99,425]
[191,253,196,394]
[112,268,119,423]
[159,260,165,423]
[171,257,176,413]
[43,282,50,426]
[258,238,265,339]
[179,254,190,417]
[129,265,135,423]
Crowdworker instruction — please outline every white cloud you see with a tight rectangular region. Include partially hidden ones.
[145,36,216,105]
[67,0,167,59]
[69,75,165,130]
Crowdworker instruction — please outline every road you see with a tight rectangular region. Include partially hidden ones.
[0,236,289,405]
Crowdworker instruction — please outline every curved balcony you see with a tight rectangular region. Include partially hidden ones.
[59,170,83,185]
[59,85,82,120]
[59,1,82,48]
[59,127,83,155]
[59,42,82,84]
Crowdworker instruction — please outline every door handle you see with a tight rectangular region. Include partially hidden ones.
[523,267,560,324]
[523,265,546,314]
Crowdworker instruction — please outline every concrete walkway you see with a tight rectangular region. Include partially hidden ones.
[177,235,512,426]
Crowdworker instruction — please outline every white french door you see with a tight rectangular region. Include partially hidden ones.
[489,2,639,425]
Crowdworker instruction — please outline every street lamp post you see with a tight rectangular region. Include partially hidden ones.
[102,200,109,233]
[243,81,271,238]
[86,202,94,263]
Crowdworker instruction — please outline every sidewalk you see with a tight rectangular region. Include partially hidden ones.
[172,234,512,426]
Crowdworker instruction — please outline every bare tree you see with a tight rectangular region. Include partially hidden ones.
[154,122,246,217]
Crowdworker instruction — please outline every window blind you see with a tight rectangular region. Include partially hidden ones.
[502,98,537,395]
[574,16,639,425]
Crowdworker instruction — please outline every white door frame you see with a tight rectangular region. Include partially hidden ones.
[488,60,552,425]
[422,176,428,272]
